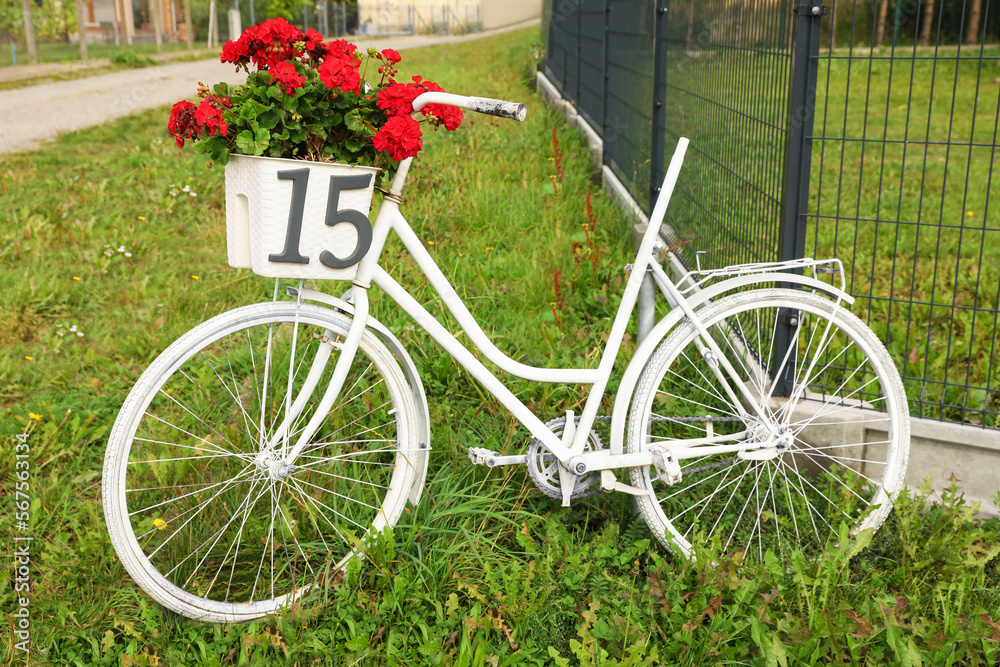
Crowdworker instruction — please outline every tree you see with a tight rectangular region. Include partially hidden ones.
[20,0,38,63]
[920,0,936,47]
[874,0,890,48]
[965,0,983,45]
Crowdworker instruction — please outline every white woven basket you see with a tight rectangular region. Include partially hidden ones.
[225,154,379,280]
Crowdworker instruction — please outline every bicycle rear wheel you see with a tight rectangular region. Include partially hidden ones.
[627,288,909,562]
[103,302,420,622]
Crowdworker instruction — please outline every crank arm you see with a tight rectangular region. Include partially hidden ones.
[467,447,528,468]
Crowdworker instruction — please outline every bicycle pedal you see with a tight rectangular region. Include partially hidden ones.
[467,447,527,468]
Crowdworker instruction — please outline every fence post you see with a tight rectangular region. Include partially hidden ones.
[600,0,610,162]
[74,0,89,62]
[649,0,668,213]
[575,2,582,104]
[771,0,825,397]
[20,0,38,63]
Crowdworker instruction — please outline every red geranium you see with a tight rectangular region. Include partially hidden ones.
[377,82,421,116]
[221,17,304,72]
[269,61,306,95]
[194,98,228,136]
[372,114,423,161]
[168,100,200,147]
[175,21,466,175]
[317,40,361,94]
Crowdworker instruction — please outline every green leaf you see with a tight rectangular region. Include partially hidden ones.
[239,99,268,121]
[344,135,367,152]
[773,635,788,667]
[344,108,365,133]
[235,128,268,156]
[257,109,280,130]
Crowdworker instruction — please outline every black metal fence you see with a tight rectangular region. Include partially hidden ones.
[543,0,1000,428]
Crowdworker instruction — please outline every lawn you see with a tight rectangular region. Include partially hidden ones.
[1,26,1000,666]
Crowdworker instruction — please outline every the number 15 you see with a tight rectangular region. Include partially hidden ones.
[269,169,374,270]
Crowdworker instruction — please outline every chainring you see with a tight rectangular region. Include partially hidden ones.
[526,417,602,500]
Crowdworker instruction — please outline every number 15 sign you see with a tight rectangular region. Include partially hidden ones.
[225,155,380,281]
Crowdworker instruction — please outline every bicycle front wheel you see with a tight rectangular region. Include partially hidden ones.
[103,302,421,622]
[627,288,909,562]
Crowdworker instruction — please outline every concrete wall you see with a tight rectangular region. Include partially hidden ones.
[482,0,542,30]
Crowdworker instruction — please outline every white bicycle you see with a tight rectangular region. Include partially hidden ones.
[103,92,910,622]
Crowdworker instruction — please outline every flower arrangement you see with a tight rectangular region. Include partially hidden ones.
[167,18,462,182]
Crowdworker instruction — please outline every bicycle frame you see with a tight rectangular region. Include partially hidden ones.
[276,134,857,500]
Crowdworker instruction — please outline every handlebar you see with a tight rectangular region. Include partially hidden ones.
[411,92,527,122]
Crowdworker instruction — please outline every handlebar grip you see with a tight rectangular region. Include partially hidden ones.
[466,97,527,122]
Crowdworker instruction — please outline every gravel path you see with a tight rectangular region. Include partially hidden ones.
[0,20,538,155]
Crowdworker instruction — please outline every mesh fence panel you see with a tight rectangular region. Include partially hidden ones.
[542,0,1000,428]
[661,0,794,269]
[807,0,1000,426]
[604,0,655,212]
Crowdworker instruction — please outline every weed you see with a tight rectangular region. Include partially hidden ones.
[110,51,156,69]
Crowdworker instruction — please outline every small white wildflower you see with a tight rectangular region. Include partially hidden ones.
[124,252,132,258]
[69,325,78,332]
[61,212,68,219]
[77,331,84,338]
[190,192,197,198]
[182,185,191,192]
[56,330,65,337]
[118,246,125,253]
[104,250,113,257]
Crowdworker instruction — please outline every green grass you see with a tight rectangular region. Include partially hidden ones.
[1,26,1000,666]
[0,40,200,68]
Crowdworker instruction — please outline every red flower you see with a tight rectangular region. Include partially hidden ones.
[377,82,421,116]
[220,38,249,69]
[379,76,462,132]
[269,61,306,95]
[303,29,324,51]
[223,18,305,72]
[194,98,228,136]
[427,104,463,131]
[301,28,327,61]
[318,42,361,94]
[380,48,401,64]
[373,114,423,161]
[167,100,201,147]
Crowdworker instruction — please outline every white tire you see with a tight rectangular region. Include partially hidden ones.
[103,302,421,622]
[628,289,909,561]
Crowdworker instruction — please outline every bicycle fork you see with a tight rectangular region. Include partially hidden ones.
[251,285,373,477]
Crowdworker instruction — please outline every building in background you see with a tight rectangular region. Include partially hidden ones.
[357,0,540,35]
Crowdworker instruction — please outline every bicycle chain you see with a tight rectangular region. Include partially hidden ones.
[589,414,742,423]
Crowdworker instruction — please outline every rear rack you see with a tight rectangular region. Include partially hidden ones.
[674,257,847,297]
